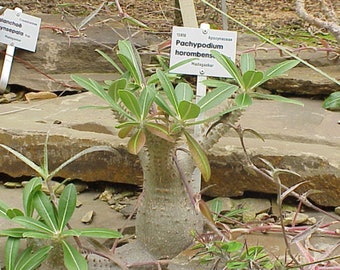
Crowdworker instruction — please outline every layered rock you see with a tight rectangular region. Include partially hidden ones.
[0,16,339,207]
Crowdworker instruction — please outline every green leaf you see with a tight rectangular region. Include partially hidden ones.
[127,129,146,155]
[119,90,141,119]
[251,92,304,106]
[148,72,178,85]
[169,57,198,71]
[63,228,122,238]
[242,70,264,91]
[0,200,10,219]
[71,75,133,120]
[58,184,77,231]
[198,84,238,112]
[263,60,299,82]
[0,228,26,238]
[42,135,49,178]
[209,198,222,221]
[108,78,127,102]
[235,92,252,106]
[5,237,20,270]
[211,50,244,89]
[95,49,124,74]
[6,209,24,219]
[62,240,88,270]
[50,146,115,179]
[175,83,193,102]
[178,101,200,120]
[221,241,243,253]
[117,122,138,138]
[139,85,156,120]
[0,144,46,179]
[23,177,42,217]
[12,216,54,234]
[156,69,178,113]
[155,93,175,117]
[118,40,143,85]
[323,91,340,111]
[15,245,52,270]
[33,191,58,232]
[201,79,232,88]
[184,131,211,181]
[71,75,107,100]
[240,53,256,74]
[22,231,53,239]
[117,54,142,86]
[145,122,175,142]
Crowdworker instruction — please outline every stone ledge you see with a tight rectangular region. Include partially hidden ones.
[0,93,339,207]
[0,15,338,97]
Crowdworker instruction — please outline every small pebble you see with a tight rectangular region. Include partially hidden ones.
[335,206,340,215]
[76,200,83,208]
[4,182,22,188]
[81,210,95,224]
[283,212,309,226]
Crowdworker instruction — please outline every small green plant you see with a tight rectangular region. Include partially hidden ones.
[323,91,340,111]
[0,140,122,270]
[209,198,245,223]
[193,238,278,269]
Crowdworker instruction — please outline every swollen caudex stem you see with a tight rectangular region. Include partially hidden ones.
[136,131,203,259]
[134,100,242,258]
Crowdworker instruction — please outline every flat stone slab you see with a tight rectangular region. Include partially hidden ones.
[0,14,340,207]
[0,92,339,206]
[0,15,339,96]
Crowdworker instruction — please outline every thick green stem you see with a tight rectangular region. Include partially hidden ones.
[136,133,202,259]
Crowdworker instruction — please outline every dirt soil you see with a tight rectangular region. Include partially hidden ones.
[3,0,339,47]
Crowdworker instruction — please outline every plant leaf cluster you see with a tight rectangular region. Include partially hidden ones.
[193,239,277,269]
[72,40,245,182]
[0,142,122,270]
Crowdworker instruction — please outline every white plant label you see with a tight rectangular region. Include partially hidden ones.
[170,26,237,78]
[0,8,41,52]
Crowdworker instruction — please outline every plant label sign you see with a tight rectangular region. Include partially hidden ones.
[0,8,41,52]
[169,26,237,78]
